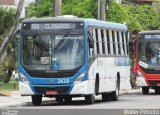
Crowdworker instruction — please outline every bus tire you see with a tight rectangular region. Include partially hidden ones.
[31,95,42,106]
[155,87,160,95]
[64,97,72,103]
[56,97,63,102]
[102,93,110,101]
[110,80,119,101]
[142,87,149,94]
[85,94,95,104]
[95,74,99,95]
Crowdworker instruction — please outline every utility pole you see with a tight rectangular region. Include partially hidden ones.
[98,0,106,21]
[53,0,62,17]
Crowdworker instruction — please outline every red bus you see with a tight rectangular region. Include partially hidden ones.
[136,30,160,94]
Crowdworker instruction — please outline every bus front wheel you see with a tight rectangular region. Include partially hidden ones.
[85,94,95,104]
[142,87,149,94]
[31,95,42,106]
[155,87,160,95]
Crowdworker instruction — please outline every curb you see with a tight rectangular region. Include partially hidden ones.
[0,91,11,96]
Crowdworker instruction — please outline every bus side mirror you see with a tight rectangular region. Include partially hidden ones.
[88,36,94,48]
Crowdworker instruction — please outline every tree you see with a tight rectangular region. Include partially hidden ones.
[28,0,98,18]
[0,7,16,47]
[0,0,25,83]
[62,0,97,18]
[28,0,53,17]
[0,0,24,58]
[0,43,17,83]
[129,5,160,30]
[0,7,15,35]
[54,0,62,16]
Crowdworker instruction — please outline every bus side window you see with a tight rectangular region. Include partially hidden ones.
[119,32,124,55]
[114,31,118,55]
[101,29,105,55]
[126,32,129,55]
[103,29,108,55]
[95,29,99,55]
[123,32,128,55]
[109,30,114,56]
[117,31,121,55]
[122,32,126,55]
[98,29,103,55]
[112,31,116,55]
[106,30,110,55]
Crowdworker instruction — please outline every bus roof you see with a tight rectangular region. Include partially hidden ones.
[139,30,160,35]
[22,16,127,31]
[85,19,127,31]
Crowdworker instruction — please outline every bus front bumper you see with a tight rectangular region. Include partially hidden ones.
[19,80,94,96]
[136,77,148,87]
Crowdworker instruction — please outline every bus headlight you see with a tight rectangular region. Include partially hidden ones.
[19,73,29,84]
[74,72,86,84]
[137,70,144,77]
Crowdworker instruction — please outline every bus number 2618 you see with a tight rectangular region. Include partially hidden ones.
[57,78,69,84]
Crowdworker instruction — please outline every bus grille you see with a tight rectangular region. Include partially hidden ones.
[148,80,160,86]
[33,86,70,94]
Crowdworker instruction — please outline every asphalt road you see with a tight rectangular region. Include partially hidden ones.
[2,90,160,115]
[13,91,159,109]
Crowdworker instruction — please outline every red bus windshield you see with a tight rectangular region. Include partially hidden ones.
[138,34,160,70]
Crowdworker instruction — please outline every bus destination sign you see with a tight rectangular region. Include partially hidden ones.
[139,34,160,41]
[144,35,160,39]
[24,23,76,30]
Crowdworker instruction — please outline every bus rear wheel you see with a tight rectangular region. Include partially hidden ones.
[155,87,160,95]
[110,80,119,101]
[31,95,42,106]
[142,87,149,94]
[85,94,95,104]
[102,93,110,101]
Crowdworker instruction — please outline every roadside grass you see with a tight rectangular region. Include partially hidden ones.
[0,80,19,90]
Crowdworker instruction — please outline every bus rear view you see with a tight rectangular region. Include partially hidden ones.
[136,30,160,94]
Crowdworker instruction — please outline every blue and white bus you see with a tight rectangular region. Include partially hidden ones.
[18,16,130,105]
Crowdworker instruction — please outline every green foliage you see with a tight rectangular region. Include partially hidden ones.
[62,0,98,18]
[0,43,18,83]
[0,7,15,34]
[27,0,160,34]
[0,6,17,83]
[107,1,128,23]
[130,5,160,30]
[28,0,98,18]
[28,0,53,17]
[0,81,19,90]
[108,1,160,34]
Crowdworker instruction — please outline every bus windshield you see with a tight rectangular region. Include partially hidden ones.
[21,34,84,71]
[138,34,160,70]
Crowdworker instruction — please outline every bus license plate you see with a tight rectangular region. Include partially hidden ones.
[46,90,58,95]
